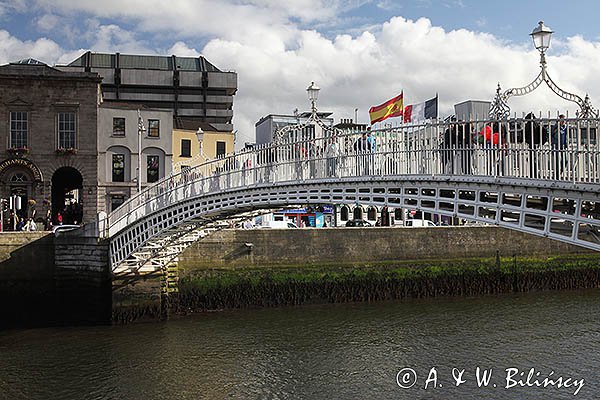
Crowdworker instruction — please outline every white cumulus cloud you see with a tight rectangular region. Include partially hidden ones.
[2,2,600,146]
[0,30,62,64]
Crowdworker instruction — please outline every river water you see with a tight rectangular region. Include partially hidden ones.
[1,289,598,400]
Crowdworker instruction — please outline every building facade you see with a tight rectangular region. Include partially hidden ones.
[98,104,173,213]
[58,52,237,132]
[0,59,101,228]
[172,123,235,173]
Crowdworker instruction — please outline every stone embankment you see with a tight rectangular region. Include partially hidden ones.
[1,227,598,327]
[118,227,600,322]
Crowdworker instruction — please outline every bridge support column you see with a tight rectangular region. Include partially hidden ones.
[112,262,179,324]
[54,234,111,325]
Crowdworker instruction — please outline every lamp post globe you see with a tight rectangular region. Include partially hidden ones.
[307,81,320,112]
[530,21,553,53]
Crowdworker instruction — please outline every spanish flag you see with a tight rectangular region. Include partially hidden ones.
[369,92,403,125]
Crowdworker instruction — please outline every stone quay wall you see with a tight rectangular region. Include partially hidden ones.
[178,226,591,270]
[0,227,595,327]
[0,232,110,328]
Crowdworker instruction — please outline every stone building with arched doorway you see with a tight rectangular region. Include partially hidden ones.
[0,59,101,229]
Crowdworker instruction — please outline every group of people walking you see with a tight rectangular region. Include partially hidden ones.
[440,114,574,178]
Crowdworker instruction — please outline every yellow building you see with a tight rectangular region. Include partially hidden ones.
[172,123,235,172]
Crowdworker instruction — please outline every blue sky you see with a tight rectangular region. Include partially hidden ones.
[1,0,599,143]
[2,1,598,55]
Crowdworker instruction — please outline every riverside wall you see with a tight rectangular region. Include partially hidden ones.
[170,227,600,316]
[178,226,591,270]
[0,232,111,328]
[0,233,55,327]
[0,227,596,327]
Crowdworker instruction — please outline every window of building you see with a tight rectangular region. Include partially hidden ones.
[9,111,28,148]
[112,154,125,182]
[216,141,226,157]
[113,117,126,136]
[148,119,160,137]
[58,112,77,149]
[147,155,159,183]
[111,195,125,212]
[181,139,191,157]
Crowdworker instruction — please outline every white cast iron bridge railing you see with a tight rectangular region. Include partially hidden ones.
[107,115,600,274]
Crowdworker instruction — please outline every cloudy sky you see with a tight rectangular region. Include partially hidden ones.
[2,0,600,145]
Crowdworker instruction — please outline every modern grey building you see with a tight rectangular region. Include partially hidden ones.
[98,103,173,213]
[454,100,491,121]
[255,112,334,145]
[58,52,237,132]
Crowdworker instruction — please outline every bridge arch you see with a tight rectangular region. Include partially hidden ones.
[108,175,600,273]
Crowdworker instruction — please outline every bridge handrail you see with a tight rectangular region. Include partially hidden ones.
[107,115,600,236]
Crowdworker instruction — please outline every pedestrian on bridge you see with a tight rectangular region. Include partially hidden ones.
[367,129,377,174]
[551,114,569,179]
[325,137,340,177]
[353,131,369,176]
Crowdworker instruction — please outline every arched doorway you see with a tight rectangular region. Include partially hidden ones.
[0,159,44,230]
[367,206,377,221]
[9,171,30,219]
[4,170,32,230]
[381,206,390,226]
[340,205,349,221]
[51,167,83,224]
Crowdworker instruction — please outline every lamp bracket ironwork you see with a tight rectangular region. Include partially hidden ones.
[273,109,338,143]
[490,62,598,119]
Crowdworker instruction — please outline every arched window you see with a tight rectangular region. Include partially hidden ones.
[353,207,363,220]
[340,205,349,221]
[367,206,377,221]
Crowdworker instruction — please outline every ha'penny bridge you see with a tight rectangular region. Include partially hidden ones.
[103,21,600,278]
[104,114,600,276]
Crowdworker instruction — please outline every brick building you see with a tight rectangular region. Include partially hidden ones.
[0,59,101,228]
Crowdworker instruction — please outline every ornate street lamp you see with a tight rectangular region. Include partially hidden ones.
[307,81,320,114]
[273,81,336,143]
[489,21,598,119]
[530,20,553,60]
